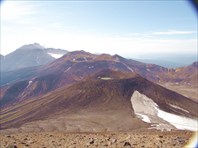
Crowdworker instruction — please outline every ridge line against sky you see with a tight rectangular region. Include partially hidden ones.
[1,0,197,59]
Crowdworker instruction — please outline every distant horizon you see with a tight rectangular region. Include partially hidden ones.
[1,42,197,58]
[1,42,197,68]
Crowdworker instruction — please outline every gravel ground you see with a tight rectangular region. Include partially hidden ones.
[0,130,193,148]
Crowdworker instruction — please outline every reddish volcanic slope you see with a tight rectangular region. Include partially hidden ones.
[0,70,197,132]
[0,51,197,109]
[0,51,162,106]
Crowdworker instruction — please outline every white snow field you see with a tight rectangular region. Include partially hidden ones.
[97,77,113,80]
[131,91,198,131]
[48,53,64,59]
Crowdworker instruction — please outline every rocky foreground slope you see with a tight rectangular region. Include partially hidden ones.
[0,130,195,148]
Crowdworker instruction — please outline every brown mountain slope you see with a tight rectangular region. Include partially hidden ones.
[0,51,164,107]
[0,70,197,132]
[1,51,197,108]
[157,61,198,101]
[157,61,198,86]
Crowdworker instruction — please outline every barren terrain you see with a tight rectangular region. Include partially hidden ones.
[159,83,198,102]
[0,130,194,148]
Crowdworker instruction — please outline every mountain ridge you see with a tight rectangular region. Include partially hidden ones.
[1,50,197,108]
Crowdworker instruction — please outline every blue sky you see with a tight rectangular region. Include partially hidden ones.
[1,0,197,59]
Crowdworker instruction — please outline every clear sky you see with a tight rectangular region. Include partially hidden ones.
[1,0,197,59]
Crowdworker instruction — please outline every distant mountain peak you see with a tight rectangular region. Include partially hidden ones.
[60,50,92,59]
[1,43,67,71]
[18,43,45,50]
[68,50,90,55]
[113,54,125,60]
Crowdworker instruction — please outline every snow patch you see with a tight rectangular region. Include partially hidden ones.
[131,91,198,131]
[146,68,150,72]
[121,62,133,72]
[169,104,189,113]
[125,65,133,72]
[136,113,151,123]
[83,57,88,61]
[156,107,198,131]
[48,53,64,59]
[64,67,71,72]
[99,77,113,80]
[88,66,94,69]
[27,81,33,88]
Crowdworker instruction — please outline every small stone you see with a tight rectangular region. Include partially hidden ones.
[178,139,185,144]
[89,138,94,144]
[111,138,117,144]
[103,143,108,146]
[124,142,132,148]
[133,143,137,146]
[107,141,112,146]
[125,135,131,140]
[86,142,90,147]
[21,142,26,145]
[6,144,18,148]
[105,137,110,141]
[27,140,34,144]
